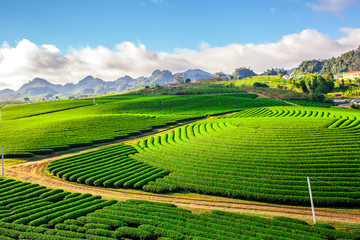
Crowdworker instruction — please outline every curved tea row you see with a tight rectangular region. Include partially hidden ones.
[47,144,170,189]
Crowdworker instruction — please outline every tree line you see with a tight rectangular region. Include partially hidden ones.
[295,45,360,74]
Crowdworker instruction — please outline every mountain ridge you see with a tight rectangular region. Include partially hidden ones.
[0,69,214,101]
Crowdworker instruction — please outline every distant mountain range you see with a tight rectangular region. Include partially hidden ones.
[0,69,213,101]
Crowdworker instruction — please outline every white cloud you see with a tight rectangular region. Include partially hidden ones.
[307,0,357,15]
[198,41,211,50]
[151,0,165,4]
[1,28,360,90]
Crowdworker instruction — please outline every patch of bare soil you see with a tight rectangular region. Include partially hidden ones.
[246,90,299,106]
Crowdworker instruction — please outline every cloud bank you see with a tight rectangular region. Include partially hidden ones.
[307,0,357,15]
[1,28,360,90]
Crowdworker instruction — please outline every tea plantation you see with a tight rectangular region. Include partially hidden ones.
[0,94,286,157]
[48,104,360,208]
[131,106,360,207]
[2,93,360,238]
[0,179,358,240]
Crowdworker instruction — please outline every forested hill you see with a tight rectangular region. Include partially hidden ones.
[295,45,360,74]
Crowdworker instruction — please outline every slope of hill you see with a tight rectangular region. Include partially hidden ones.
[295,45,360,74]
[0,93,283,157]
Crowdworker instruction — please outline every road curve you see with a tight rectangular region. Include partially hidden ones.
[5,151,360,226]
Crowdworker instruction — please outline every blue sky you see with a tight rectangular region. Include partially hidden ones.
[0,0,360,89]
[1,0,359,53]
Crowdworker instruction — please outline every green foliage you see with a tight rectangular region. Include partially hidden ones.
[253,82,269,88]
[232,67,257,79]
[262,68,287,76]
[287,100,335,108]
[312,223,336,230]
[273,216,308,225]
[290,74,334,95]
[350,103,360,109]
[295,45,360,74]
[117,226,153,240]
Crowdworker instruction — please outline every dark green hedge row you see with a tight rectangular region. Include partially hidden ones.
[138,224,185,240]
[48,143,170,189]
[48,200,116,227]
[6,195,99,224]
[77,216,126,229]
[28,199,107,226]
[118,226,153,240]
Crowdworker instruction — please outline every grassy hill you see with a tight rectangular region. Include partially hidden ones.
[0,93,287,157]
[2,87,360,238]
[45,103,360,208]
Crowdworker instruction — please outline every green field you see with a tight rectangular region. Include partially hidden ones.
[2,91,360,238]
[47,104,360,207]
[131,106,360,207]
[0,93,286,157]
[0,178,358,240]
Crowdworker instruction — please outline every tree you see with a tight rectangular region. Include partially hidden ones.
[323,72,334,81]
[253,82,269,88]
[24,97,30,102]
[174,74,184,84]
[185,78,191,83]
[232,67,257,79]
[262,68,287,76]
[214,72,227,80]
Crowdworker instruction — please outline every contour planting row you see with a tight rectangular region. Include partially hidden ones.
[132,107,360,207]
[286,100,335,108]
[47,144,170,189]
[222,106,360,122]
[134,122,236,151]
[0,179,358,239]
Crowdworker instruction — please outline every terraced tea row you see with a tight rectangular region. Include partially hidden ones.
[47,144,169,189]
[132,107,360,207]
[0,94,288,157]
[286,100,335,108]
[0,179,358,240]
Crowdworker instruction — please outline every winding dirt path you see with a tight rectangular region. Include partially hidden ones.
[4,148,360,226]
[246,90,299,106]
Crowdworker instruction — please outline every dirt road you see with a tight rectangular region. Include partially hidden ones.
[5,153,360,226]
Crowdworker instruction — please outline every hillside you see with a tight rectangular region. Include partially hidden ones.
[295,45,360,74]
[1,87,360,238]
